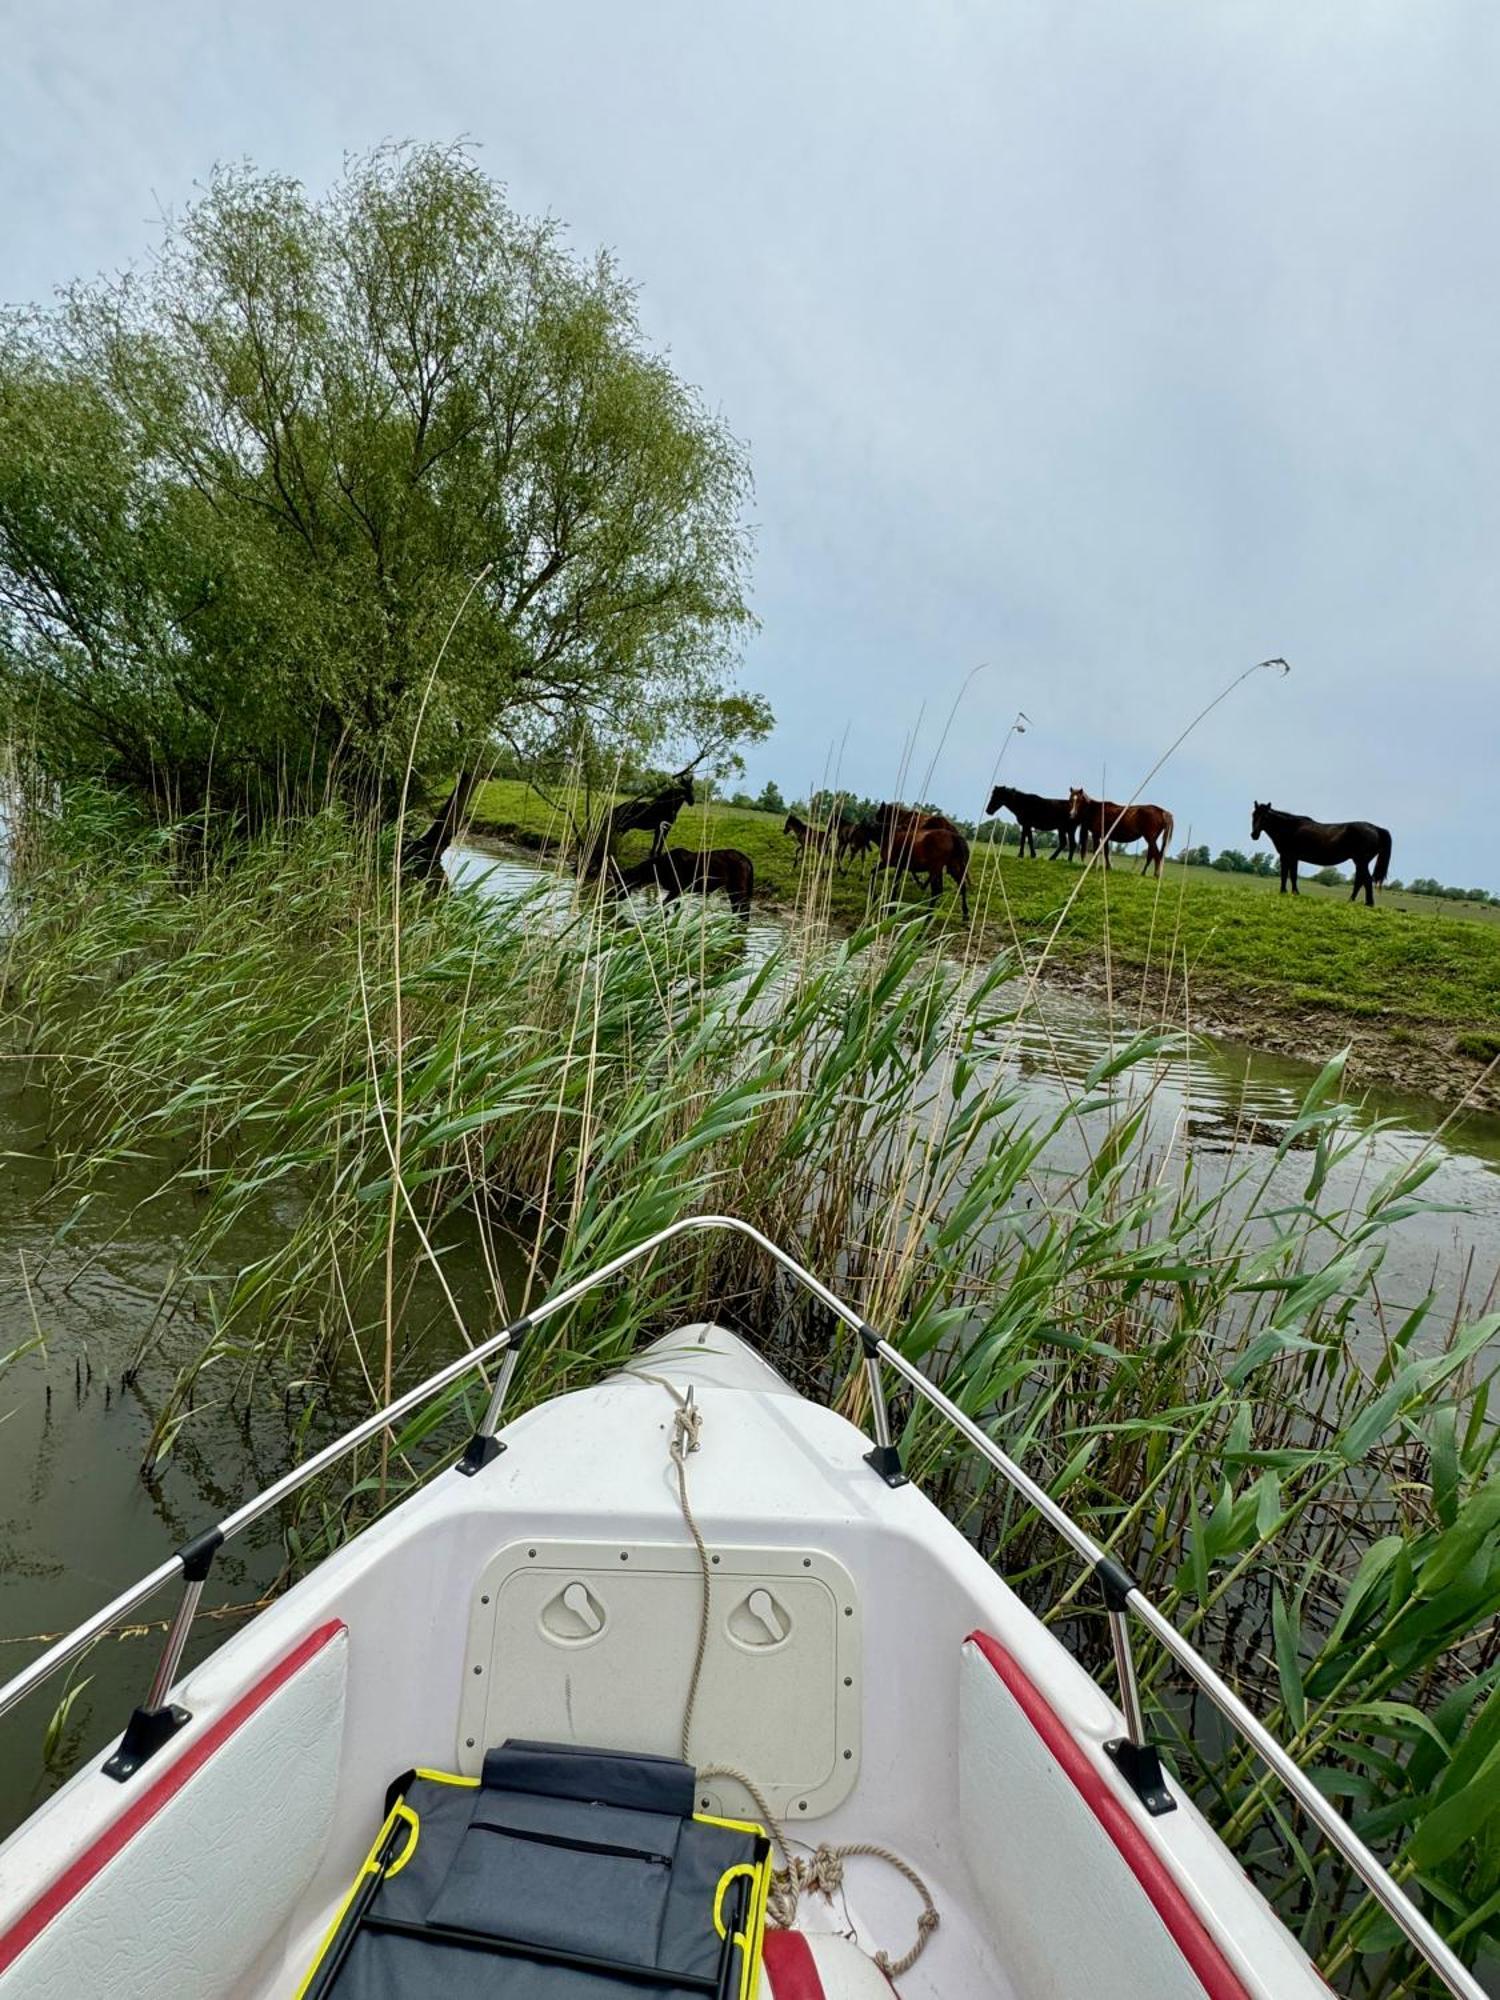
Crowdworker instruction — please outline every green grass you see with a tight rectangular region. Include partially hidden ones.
[469,780,1500,1034]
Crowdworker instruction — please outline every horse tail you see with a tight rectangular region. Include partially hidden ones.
[1374,825,1392,884]
[1162,810,1175,853]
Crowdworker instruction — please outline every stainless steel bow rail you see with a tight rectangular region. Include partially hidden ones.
[0,1213,1484,2000]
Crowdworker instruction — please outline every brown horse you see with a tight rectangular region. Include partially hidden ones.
[985,784,1078,861]
[1251,801,1391,906]
[875,802,970,918]
[1068,788,1175,877]
[614,845,754,916]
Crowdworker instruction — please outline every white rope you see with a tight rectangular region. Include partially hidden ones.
[638,1369,940,1983]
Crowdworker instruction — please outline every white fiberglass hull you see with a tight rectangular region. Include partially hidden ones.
[0,1325,1340,1998]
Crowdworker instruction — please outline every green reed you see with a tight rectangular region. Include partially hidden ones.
[3,784,1498,1996]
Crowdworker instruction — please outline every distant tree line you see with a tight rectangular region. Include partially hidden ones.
[1172,843,1494,903]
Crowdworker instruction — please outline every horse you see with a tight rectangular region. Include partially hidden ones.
[837,819,877,869]
[783,810,840,864]
[985,784,1078,861]
[1251,801,1392,906]
[579,772,695,876]
[614,844,755,917]
[874,802,970,919]
[1068,788,1175,877]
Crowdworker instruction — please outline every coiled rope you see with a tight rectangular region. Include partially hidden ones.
[643,1373,938,1982]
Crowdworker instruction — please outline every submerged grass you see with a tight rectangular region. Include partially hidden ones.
[3,784,1500,1995]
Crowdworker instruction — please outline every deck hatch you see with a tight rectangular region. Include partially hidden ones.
[458,1540,862,1821]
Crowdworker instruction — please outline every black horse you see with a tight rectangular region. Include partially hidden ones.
[614,844,754,917]
[579,773,695,877]
[985,785,1079,860]
[1251,802,1392,906]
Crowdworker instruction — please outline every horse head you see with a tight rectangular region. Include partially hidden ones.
[985,784,1009,816]
[1251,801,1270,841]
[1067,787,1089,822]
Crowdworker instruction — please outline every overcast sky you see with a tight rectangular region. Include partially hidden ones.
[5,1,1496,882]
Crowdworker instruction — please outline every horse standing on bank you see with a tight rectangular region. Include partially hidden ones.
[783,811,841,865]
[875,803,970,919]
[1067,789,1175,878]
[985,785,1079,861]
[1251,802,1392,906]
[837,820,877,869]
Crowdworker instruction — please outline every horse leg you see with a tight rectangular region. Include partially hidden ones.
[1290,861,1299,895]
[954,863,970,920]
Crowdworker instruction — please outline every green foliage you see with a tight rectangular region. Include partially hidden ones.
[1211,847,1276,875]
[0,145,763,817]
[1410,878,1495,907]
[6,789,1500,1991]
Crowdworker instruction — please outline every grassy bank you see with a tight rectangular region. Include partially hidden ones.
[4,788,1500,1993]
[468,779,1500,1107]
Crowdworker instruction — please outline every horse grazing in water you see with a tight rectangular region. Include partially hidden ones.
[985,785,1078,861]
[874,803,970,919]
[1068,788,1175,877]
[614,844,755,916]
[783,811,840,863]
[1251,802,1391,906]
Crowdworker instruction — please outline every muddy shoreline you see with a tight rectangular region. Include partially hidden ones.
[463,825,1500,1115]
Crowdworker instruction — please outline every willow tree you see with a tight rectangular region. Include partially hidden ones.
[0,144,765,822]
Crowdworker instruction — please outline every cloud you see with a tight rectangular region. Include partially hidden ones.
[5,0,1495,880]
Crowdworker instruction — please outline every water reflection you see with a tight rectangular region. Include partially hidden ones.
[451,843,1500,1331]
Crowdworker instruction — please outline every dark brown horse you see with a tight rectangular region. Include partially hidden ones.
[1068,788,1175,877]
[615,844,754,916]
[875,803,970,918]
[985,784,1078,861]
[837,819,877,869]
[1251,802,1391,906]
[783,810,840,863]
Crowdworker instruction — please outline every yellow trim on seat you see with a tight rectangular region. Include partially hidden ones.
[296,1777,773,2000]
[384,1803,420,1880]
[698,1812,773,2000]
[292,1801,405,2000]
[713,1862,762,1939]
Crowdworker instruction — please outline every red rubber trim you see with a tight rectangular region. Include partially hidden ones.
[965,1631,1249,2000]
[763,1929,825,1999]
[0,1619,345,1975]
